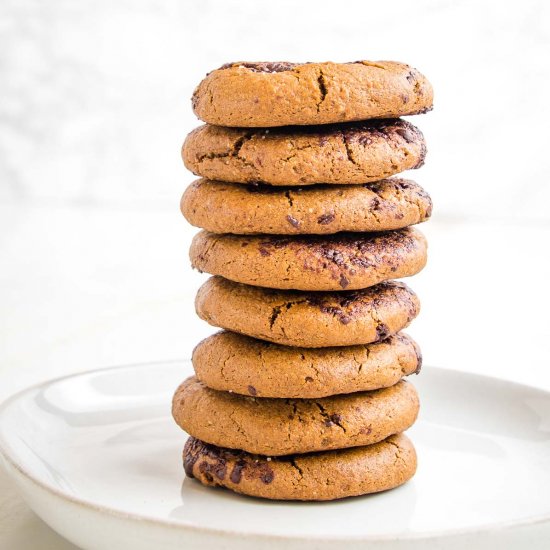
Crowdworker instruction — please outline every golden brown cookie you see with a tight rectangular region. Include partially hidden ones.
[182,433,417,501]
[190,227,427,291]
[192,331,421,398]
[181,178,432,235]
[173,376,419,455]
[192,60,433,127]
[182,119,426,186]
[196,277,420,347]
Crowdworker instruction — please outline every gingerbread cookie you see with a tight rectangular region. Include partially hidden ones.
[173,377,419,455]
[192,331,421,398]
[192,60,433,127]
[195,277,420,347]
[190,227,427,291]
[183,433,416,500]
[181,178,432,235]
[182,119,426,185]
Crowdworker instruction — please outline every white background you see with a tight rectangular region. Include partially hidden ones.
[1,0,549,547]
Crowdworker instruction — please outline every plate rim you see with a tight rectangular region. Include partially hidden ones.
[1,361,550,543]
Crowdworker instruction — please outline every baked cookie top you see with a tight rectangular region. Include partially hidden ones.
[190,227,427,291]
[182,119,426,185]
[183,433,417,501]
[192,60,433,127]
[195,277,420,347]
[192,331,422,398]
[181,178,432,235]
[173,376,419,455]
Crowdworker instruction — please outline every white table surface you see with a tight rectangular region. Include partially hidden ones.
[1,203,550,548]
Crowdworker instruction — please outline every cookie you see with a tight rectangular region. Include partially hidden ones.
[190,227,427,291]
[182,119,426,186]
[181,178,432,235]
[192,60,433,127]
[196,277,420,347]
[192,331,421,398]
[173,376,419,455]
[182,433,416,501]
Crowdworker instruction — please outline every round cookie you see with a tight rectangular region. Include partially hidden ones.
[173,376,419,455]
[192,60,433,127]
[181,178,432,235]
[182,119,426,186]
[182,433,417,501]
[192,331,421,398]
[190,227,427,291]
[195,277,420,347]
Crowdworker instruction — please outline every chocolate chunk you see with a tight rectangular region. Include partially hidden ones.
[323,248,346,266]
[260,470,275,484]
[317,213,335,225]
[183,438,277,488]
[395,127,416,144]
[323,413,343,428]
[349,256,372,269]
[376,323,390,341]
[220,61,299,73]
[198,458,227,481]
[230,459,246,484]
[339,274,349,289]
[357,135,373,146]
[415,105,433,114]
[425,199,433,218]
[183,439,200,478]
[286,215,301,228]
[414,142,428,168]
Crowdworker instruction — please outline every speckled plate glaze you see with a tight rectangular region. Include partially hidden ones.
[1,362,550,550]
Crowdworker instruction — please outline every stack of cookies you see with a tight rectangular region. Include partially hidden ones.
[173,60,433,501]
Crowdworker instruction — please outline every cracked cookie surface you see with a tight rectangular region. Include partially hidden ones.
[182,433,416,501]
[182,119,426,185]
[192,331,421,398]
[181,178,432,235]
[190,227,427,291]
[195,276,420,347]
[173,377,419,455]
[192,60,433,127]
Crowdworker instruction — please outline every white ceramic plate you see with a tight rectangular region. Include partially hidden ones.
[0,362,549,550]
